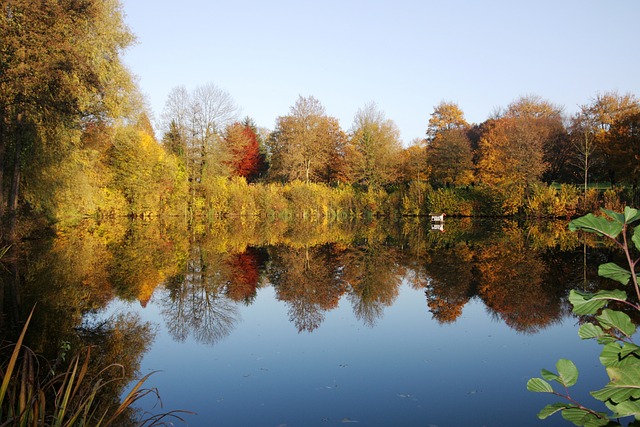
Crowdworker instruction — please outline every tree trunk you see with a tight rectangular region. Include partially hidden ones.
[7,122,23,241]
[0,131,5,219]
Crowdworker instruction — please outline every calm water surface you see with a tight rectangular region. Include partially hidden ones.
[112,286,605,427]
[0,217,617,426]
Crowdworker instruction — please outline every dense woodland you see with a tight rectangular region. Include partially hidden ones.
[2,0,640,242]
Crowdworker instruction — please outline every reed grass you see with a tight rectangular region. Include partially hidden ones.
[0,308,191,426]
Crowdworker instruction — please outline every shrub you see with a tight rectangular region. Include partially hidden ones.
[526,184,580,218]
[426,187,474,217]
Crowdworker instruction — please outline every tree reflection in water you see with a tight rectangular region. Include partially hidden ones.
[267,244,347,332]
[343,242,402,327]
[422,244,475,324]
[1,216,612,361]
[160,245,239,345]
[475,225,565,333]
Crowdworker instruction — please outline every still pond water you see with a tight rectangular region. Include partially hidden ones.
[1,217,619,426]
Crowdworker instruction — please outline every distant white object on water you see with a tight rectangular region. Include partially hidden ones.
[430,213,445,222]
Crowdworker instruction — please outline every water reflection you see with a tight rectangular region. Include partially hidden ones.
[268,244,347,332]
[2,215,627,426]
[5,219,622,353]
[2,216,616,346]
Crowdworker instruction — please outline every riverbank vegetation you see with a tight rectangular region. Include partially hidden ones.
[2,0,639,243]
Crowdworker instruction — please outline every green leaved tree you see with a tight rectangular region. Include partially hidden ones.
[0,0,137,237]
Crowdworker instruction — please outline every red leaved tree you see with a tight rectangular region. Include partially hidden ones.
[223,119,266,182]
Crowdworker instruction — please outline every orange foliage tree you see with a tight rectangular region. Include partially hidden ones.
[580,91,640,188]
[223,119,266,182]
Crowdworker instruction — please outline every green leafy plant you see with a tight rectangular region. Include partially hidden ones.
[527,207,640,426]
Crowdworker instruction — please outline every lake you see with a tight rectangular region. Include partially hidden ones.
[0,217,618,426]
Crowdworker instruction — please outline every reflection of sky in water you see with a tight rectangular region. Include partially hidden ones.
[108,281,607,427]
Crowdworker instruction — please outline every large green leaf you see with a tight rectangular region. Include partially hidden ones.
[601,208,626,225]
[599,342,640,368]
[556,359,579,387]
[597,309,637,338]
[624,206,640,224]
[599,263,632,286]
[604,398,640,420]
[578,323,618,344]
[569,289,628,315]
[633,226,640,252]
[561,407,611,427]
[527,378,554,393]
[579,323,604,340]
[541,369,560,382]
[591,363,640,403]
[620,343,640,360]
[569,213,623,238]
[537,403,572,420]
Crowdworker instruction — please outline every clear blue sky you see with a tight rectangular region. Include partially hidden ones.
[121,0,640,144]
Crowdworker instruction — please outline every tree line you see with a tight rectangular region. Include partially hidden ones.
[2,0,639,240]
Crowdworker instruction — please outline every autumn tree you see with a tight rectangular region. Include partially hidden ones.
[108,123,184,216]
[476,95,567,213]
[427,128,474,187]
[267,96,346,184]
[476,118,544,213]
[502,95,563,120]
[347,102,402,188]
[0,0,136,237]
[579,91,640,187]
[222,118,266,182]
[398,138,429,183]
[161,83,239,211]
[607,110,640,190]
[503,95,570,183]
[423,102,474,187]
[426,101,469,140]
